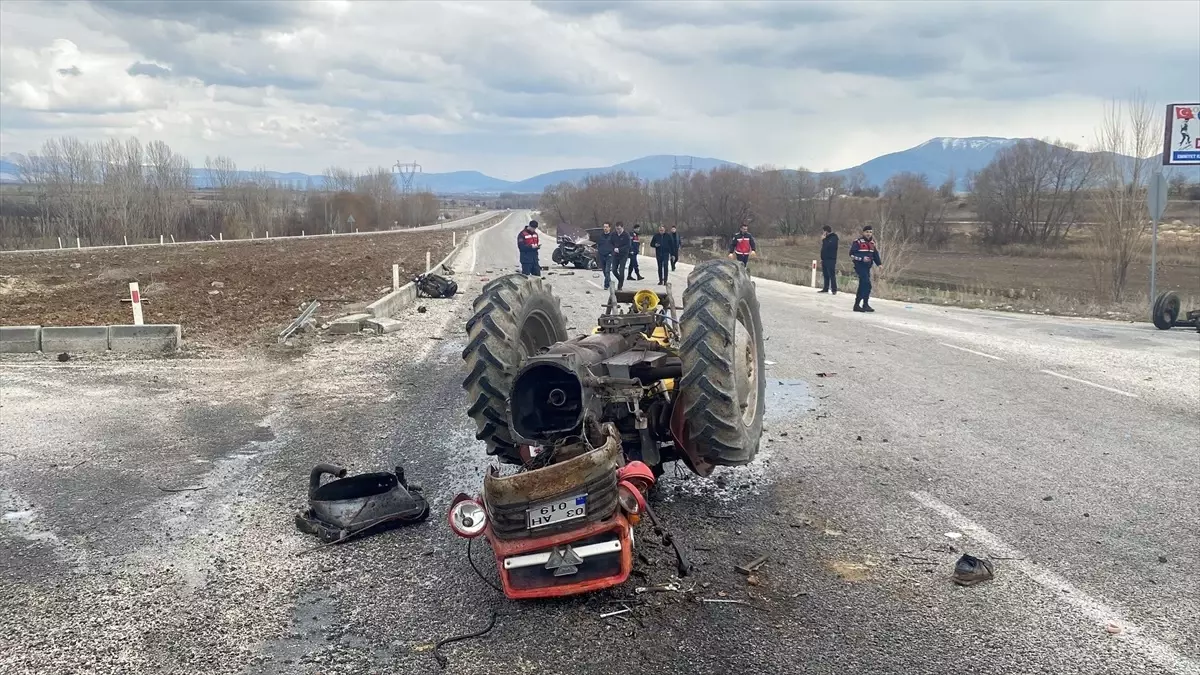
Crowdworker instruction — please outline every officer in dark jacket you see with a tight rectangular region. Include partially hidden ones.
[627,224,644,281]
[517,220,541,276]
[728,222,757,267]
[595,222,615,289]
[611,222,632,291]
[650,224,672,285]
[849,225,882,312]
[667,225,681,270]
[818,225,839,294]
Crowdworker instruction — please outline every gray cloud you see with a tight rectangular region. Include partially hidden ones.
[126,61,170,78]
[88,0,305,33]
[56,65,82,76]
[534,0,850,29]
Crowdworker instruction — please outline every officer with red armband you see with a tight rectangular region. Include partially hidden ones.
[728,221,757,268]
[517,220,541,276]
[849,224,883,312]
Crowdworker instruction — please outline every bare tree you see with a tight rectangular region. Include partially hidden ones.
[969,139,1094,246]
[1089,96,1161,302]
[882,172,948,246]
[870,202,918,293]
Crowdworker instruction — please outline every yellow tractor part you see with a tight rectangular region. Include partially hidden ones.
[633,289,660,313]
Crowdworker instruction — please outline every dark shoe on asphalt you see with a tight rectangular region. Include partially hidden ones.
[862,305,876,313]
[818,289,829,293]
[832,291,838,295]
[952,554,995,587]
[853,305,864,312]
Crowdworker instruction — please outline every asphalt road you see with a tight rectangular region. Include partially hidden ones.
[2,211,1197,675]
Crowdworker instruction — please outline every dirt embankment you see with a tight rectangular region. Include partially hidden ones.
[0,232,457,347]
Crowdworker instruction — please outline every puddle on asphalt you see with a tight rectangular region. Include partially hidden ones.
[764,378,815,424]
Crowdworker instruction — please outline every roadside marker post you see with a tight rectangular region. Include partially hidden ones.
[426,251,431,272]
[170,235,176,244]
[76,237,81,249]
[57,237,62,249]
[129,282,144,326]
[219,233,223,241]
[123,235,128,246]
[266,231,270,239]
[453,231,456,246]
[160,234,164,245]
[393,264,400,290]
[811,260,817,288]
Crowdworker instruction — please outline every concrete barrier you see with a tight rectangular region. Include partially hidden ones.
[0,325,42,353]
[41,326,110,353]
[109,324,181,353]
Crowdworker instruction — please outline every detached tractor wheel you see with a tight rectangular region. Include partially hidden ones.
[462,274,568,465]
[678,259,766,467]
[1152,291,1180,330]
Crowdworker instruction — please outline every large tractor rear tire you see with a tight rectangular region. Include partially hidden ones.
[462,274,569,465]
[678,259,766,467]
[1152,291,1180,330]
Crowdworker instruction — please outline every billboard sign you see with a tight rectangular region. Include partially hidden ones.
[1164,103,1200,165]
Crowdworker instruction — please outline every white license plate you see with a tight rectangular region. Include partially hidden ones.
[526,493,588,530]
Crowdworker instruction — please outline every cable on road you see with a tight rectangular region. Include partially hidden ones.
[434,609,502,669]
[467,537,503,593]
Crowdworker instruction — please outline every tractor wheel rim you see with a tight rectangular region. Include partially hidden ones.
[734,299,760,427]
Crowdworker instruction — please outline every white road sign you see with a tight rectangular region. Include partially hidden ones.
[1163,103,1200,166]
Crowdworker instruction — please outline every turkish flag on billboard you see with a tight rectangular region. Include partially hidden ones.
[1178,106,1195,120]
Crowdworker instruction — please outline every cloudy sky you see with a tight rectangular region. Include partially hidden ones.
[0,0,1196,179]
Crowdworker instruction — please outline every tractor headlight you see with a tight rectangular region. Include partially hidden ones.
[617,480,648,517]
[448,494,488,538]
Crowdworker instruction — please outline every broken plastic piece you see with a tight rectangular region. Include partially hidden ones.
[295,463,430,543]
[951,553,994,587]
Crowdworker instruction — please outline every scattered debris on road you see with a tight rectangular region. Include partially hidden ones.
[951,553,995,587]
[735,554,769,575]
[817,372,837,377]
[294,463,430,547]
[600,605,632,619]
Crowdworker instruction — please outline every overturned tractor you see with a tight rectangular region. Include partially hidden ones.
[451,260,765,599]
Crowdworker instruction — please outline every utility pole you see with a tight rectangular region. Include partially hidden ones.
[672,156,694,177]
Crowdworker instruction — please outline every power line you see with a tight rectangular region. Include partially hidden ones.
[672,156,694,177]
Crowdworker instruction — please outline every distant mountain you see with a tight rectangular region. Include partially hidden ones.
[3,141,1188,194]
[828,137,1029,191]
[506,155,739,193]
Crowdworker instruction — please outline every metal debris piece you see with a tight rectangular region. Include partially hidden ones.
[279,300,320,343]
[600,606,632,619]
[735,554,769,575]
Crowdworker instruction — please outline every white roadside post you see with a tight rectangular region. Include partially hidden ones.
[392,264,400,290]
[170,235,176,244]
[129,282,144,326]
[811,260,818,288]
[123,235,128,246]
[57,237,62,249]
[426,251,431,272]
[266,230,270,239]
[453,231,457,246]
[76,237,81,249]
[219,232,223,241]
[159,234,164,245]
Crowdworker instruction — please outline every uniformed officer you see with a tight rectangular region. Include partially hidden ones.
[627,224,645,281]
[727,222,757,267]
[849,225,883,312]
[517,220,541,276]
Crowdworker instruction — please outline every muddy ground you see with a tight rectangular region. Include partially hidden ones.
[0,231,459,348]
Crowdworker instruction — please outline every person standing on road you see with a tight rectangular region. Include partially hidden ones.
[596,222,615,290]
[651,224,672,285]
[728,222,757,268]
[849,224,882,312]
[517,219,541,276]
[627,224,645,281]
[668,225,681,270]
[818,225,840,294]
[611,222,632,291]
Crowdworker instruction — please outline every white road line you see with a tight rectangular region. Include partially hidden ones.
[1040,369,1139,398]
[586,279,605,290]
[878,326,912,336]
[939,343,1005,361]
[911,491,1199,675]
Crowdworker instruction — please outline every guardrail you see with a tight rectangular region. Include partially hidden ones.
[0,210,507,255]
